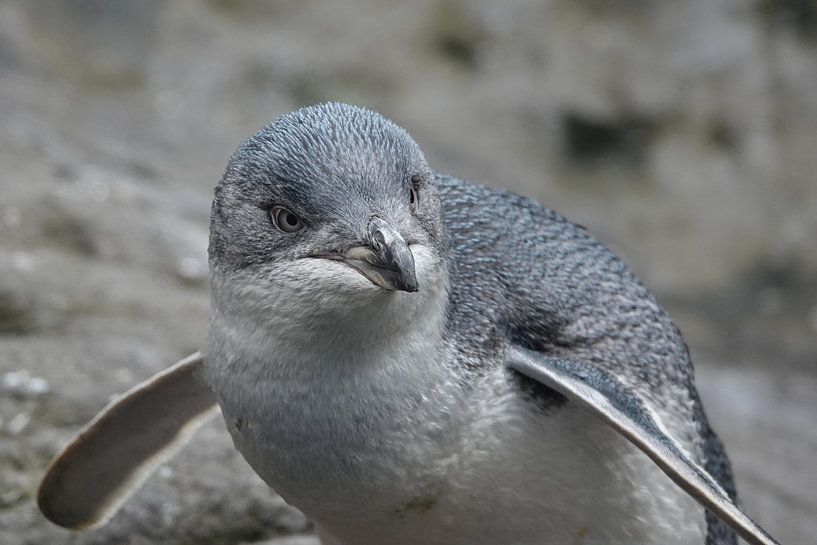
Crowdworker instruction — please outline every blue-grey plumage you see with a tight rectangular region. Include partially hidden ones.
[201,102,776,545]
[436,174,745,543]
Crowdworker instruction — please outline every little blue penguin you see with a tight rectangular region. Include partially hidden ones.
[37,103,779,545]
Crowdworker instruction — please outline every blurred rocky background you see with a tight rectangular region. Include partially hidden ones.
[0,0,815,543]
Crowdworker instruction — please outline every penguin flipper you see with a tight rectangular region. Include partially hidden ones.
[37,352,219,530]
[505,346,779,545]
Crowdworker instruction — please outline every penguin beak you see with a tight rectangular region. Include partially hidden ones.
[315,217,419,292]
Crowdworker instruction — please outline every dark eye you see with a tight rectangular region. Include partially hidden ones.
[409,180,420,212]
[270,206,304,233]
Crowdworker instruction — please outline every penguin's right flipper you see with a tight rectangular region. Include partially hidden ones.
[37,352,219,530]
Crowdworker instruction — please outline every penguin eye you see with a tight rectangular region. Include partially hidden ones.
[409,175,420,212]
[270,206,304,233]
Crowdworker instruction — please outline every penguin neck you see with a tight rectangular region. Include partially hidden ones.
[207,263,452,389]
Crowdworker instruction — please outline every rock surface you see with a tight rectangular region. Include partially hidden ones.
[0,1,814,543]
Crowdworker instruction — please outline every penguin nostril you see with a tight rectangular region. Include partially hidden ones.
[372,231,386,249]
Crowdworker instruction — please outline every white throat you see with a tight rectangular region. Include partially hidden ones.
[206,243,449,377]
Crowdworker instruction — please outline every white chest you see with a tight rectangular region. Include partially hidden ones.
[205,329,705,545]
[204,301,464,501]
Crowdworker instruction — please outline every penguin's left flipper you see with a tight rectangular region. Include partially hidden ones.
[37,352,219,531]
[506,346,779,545]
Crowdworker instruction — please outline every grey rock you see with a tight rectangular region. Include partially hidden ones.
[245,536,321,545]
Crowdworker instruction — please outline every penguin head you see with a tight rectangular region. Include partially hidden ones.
[209,103,448,335]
